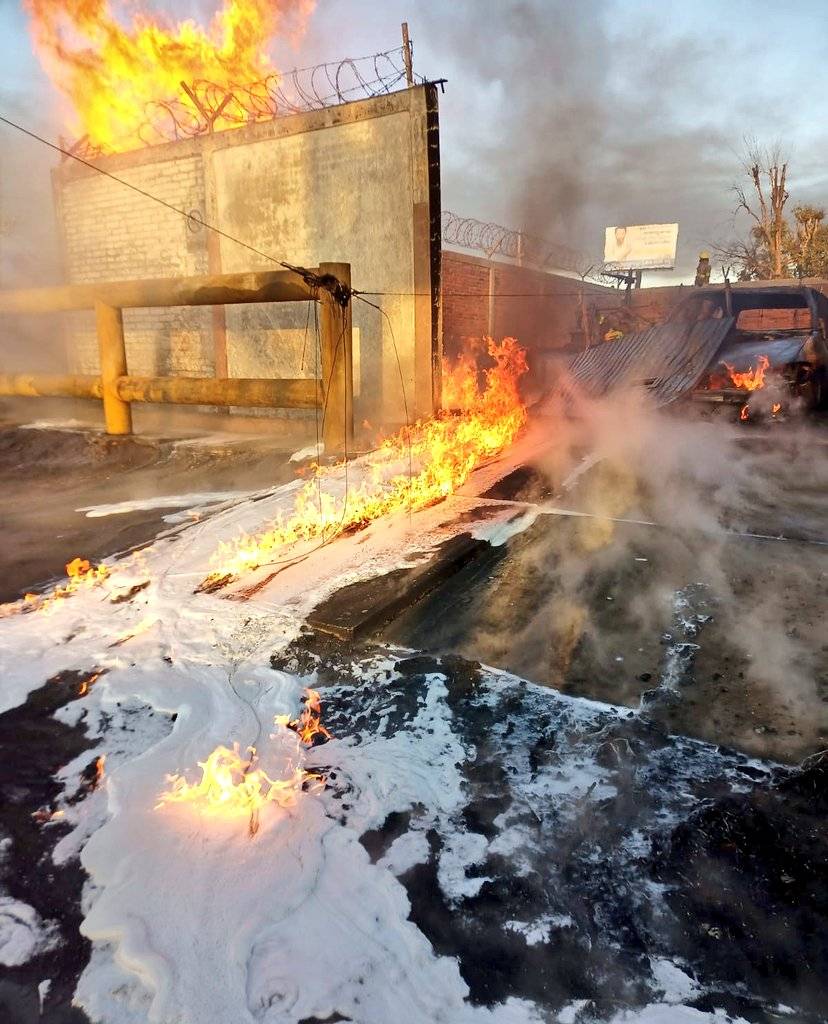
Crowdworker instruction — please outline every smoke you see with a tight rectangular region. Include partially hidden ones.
[418,0,816,276]
[449,390,826,761]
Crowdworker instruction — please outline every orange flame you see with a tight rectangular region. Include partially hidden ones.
[740,404,749,422]
[158,687,330,835]
[158,743,305,835]
[771,402,782,416]
[280,687,332,745]
[201,337,528,589]
[25,0,315,153]
[2,556,111,617]
[726,355,770,392]
[77,671,101,697]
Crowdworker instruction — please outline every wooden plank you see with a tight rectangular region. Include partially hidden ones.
[116,375,319,408]
[306,532,489,641]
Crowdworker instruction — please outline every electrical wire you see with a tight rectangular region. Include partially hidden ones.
[0,114,299,276]
[352,292,414,514]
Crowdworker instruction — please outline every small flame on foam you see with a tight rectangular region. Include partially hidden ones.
[158,688,331,836]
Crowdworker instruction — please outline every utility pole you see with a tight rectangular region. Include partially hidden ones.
[401,23,414,86]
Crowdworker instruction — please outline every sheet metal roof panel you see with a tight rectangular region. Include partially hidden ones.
[562,317,734,405]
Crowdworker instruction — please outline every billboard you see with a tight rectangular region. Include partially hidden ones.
[603,223,678,271]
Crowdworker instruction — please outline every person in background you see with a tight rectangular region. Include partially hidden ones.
[694,250,711,286]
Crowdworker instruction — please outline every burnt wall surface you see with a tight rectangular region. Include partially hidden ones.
[57,155,211,380]
[54,85,440,425]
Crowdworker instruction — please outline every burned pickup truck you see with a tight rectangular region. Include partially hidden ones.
[687,282,828,418]
[562,281,828,418]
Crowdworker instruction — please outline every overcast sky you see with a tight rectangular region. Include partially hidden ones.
[2,0,828,284]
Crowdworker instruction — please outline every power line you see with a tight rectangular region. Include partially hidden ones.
[0,113,666,305]
[0,114,297,274]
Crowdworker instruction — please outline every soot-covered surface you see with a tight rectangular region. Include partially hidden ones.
[274,639,828,1023]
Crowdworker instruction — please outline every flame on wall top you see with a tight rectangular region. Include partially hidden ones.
[25,0,315,153]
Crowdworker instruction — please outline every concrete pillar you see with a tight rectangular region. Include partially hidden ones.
[95,301,132,434]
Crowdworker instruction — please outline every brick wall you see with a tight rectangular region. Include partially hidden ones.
[441,250,611,360]
[441,251,489,348]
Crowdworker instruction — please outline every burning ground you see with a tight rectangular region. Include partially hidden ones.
[0,374,827,1023]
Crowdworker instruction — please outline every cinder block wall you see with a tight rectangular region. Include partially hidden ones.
[53,86,441,427]
[57,156,211,378]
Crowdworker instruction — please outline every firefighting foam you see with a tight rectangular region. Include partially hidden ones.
[24,0,316,153]
[157,687,331,834]
[200,337,529,591]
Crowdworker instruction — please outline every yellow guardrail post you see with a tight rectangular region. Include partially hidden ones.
[95,301,132,435]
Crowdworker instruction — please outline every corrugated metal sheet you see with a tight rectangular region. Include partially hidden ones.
[561,317,734,406]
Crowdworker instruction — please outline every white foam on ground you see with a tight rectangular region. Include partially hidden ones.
[0,430,771,1023]
[609,1008,749,1023]
[77,492,254,518]
[0,896,58,967]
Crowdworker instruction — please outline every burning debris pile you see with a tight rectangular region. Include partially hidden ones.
[201,337,529,591]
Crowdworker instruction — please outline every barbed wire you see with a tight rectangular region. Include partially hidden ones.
[441,210,592,276]
[67,46,414,159]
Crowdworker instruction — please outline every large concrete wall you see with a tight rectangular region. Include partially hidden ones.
[54,85,441,426]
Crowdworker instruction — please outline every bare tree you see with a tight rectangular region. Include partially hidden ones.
[734,141,789,278]
[715,141,791,280]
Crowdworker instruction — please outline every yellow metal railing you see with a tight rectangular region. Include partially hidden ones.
[0,263,353,452]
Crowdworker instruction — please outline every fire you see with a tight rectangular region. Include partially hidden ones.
[24,0,315,154]
[109,614,159,647]
[201,337,528,590]
[725,355,770,392]
[159,743,306,835]
[772,402,782,416]
[2,556,110,616]
[159,687,330,835]
[281,687,332,745]
[77,671,101,697]
[740,404,749,422]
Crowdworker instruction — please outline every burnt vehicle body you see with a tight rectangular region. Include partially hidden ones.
[683,282,828,415]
